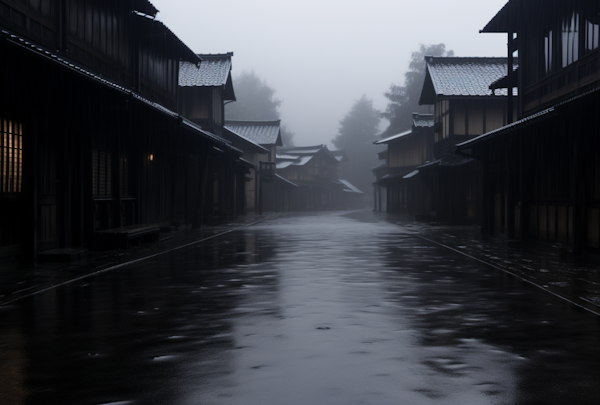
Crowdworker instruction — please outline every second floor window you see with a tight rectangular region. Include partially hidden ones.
[562,12,579,67]
[545,30,553,74]
[585,20,599,52]
[435,100,449,142]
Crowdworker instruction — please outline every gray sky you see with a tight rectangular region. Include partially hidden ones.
[152,0,508,146]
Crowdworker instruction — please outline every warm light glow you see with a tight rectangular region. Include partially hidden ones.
[1,118,22,193]
[149,153,154,161]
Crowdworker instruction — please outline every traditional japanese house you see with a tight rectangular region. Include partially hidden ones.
[179,53,251,220]
[456,1,600,257]
[276,145,361,211]
[223,120,285,212]
[0,0,243,259]
[416,56,516,224]
[373,113,435,216]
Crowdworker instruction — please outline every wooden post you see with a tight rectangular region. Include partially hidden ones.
[194,143,211,228]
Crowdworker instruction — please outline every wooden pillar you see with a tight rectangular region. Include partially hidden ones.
[507,32,515,124]
[193,142,211,228]
[572,109,587,258]
[24,103,39,261]
[481,156,493,236]
[507,139,516,238]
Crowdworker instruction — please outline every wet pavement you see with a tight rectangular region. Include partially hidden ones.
[1,210,600,404]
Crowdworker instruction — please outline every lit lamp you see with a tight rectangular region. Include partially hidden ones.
[148,153,154,161]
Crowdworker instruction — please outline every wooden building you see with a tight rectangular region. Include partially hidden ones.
[276,145,362,211]
[0,0,244,259]
[179,53,250,221]
[223,120,287,212]
[415,56,515,224]
[373,113,435,216]
[456,1,600,257]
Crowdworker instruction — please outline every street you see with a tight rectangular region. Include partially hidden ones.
[1,211,600,405]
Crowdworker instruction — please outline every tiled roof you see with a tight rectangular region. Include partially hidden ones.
[179,53,232,87]
[276,144,338,169]
[279,146,323,155]
[224,120,282,146]
[426,57,517,97]
[338,179,363,194]
[330,149,348,163]
[222,127,268,153]
[275,173,298,187]
[413,113,434,128]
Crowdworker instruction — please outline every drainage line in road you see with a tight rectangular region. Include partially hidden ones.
[1,215,277,306]
[416,235,600,318]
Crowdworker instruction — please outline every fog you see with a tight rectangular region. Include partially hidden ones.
[152,0,508,146]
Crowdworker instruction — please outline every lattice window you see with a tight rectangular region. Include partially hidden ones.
[1,119,22,193]
[93,150,112,196]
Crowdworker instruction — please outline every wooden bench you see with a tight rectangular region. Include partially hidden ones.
[94,224,161,250]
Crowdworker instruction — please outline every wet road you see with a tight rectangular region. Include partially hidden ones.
[1,211,600,405]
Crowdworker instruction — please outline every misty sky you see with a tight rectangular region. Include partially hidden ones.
[152,0,508,146]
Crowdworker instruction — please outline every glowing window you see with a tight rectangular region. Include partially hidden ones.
[1,119,22,193]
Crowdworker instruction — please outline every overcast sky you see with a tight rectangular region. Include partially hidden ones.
[152,0,508,146]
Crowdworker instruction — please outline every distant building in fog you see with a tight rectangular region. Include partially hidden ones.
[373,113,434,216]
[277,145,363,210]
[224,120,296,212]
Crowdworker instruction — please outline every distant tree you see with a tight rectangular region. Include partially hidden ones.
[280,124,296,147]
[226,70,281,120]
[226,70,296,146]
[381,43,454,137]
[332,95,381,194]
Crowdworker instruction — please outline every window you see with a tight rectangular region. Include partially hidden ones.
[1,119,22,193]
[562,12,579,67]
[435,100,450,142]
[120,156,130,196]
[585,20,599,52]
[544,30,553,74]
[93,150,112,196]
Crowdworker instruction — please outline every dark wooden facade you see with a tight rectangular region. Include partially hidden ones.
[457,1,600,257]
[223,120,285,213]
[0,0,243,259]
[374,114,435,217]
[417,58,514,224]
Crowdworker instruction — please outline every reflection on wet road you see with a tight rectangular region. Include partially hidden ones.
[1,211,600,404]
